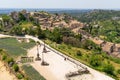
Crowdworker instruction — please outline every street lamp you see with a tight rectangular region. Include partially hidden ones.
[35,42,41,61]
[42,41,47,53]
[41,41,49,66]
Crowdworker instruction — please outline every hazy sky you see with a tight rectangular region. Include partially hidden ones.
[0,0,119,9]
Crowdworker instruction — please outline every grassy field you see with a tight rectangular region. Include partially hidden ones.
[22,65,45,80]
[20,21,33,28]
[0,37,35,58]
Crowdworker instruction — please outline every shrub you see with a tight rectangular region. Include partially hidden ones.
[13,64,19,72]
[0,49,3,52]
[38,31,46,39]
[89,54,102,67]
[17,73,23,79]
[2,54,7,60]
[7,58,14,64]
[102,63,115,75]
[69,52,71,55]
[117,69,120,74]
[23,78,29,80]
[76,50,82,56]
[67,45,71,49]
[58,45,66,50]
[82,39,101,50]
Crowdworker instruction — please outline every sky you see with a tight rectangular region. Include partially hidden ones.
[0,0,120,9]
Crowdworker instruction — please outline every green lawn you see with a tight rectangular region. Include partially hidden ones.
[0,37,35,58]
[22,65,45,80]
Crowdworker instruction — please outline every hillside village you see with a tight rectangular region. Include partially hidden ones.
[79,29,120,58]
[10,10,84,32]
[0,10,120,58]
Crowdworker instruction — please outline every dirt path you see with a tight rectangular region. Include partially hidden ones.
[0,61,17,80]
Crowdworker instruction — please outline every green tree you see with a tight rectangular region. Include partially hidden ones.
[13,64,19,72]
[2,54,7,60]
[76,50,82,56]
[75,34,82,41]
[2,14,11,22]
[60,27,74,37]
[89,54,102,67]
[103,63,115,75]
[18,13,26,21]
[117,69,120,74]
[29,16,34,22]
[0,20,4,31]
[17,73,23,79]
[52,28,62,43]
[63,36,81,47]
[37,26,46,39]
[10,25,23,35]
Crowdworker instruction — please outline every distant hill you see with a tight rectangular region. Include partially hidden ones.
[71,9,120,22]
[0,8,91,14]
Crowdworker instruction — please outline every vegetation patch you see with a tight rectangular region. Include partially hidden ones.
[45,39,120,79]
[22,65,45,80]
[0,37,35,58]
[0,50,24,79]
